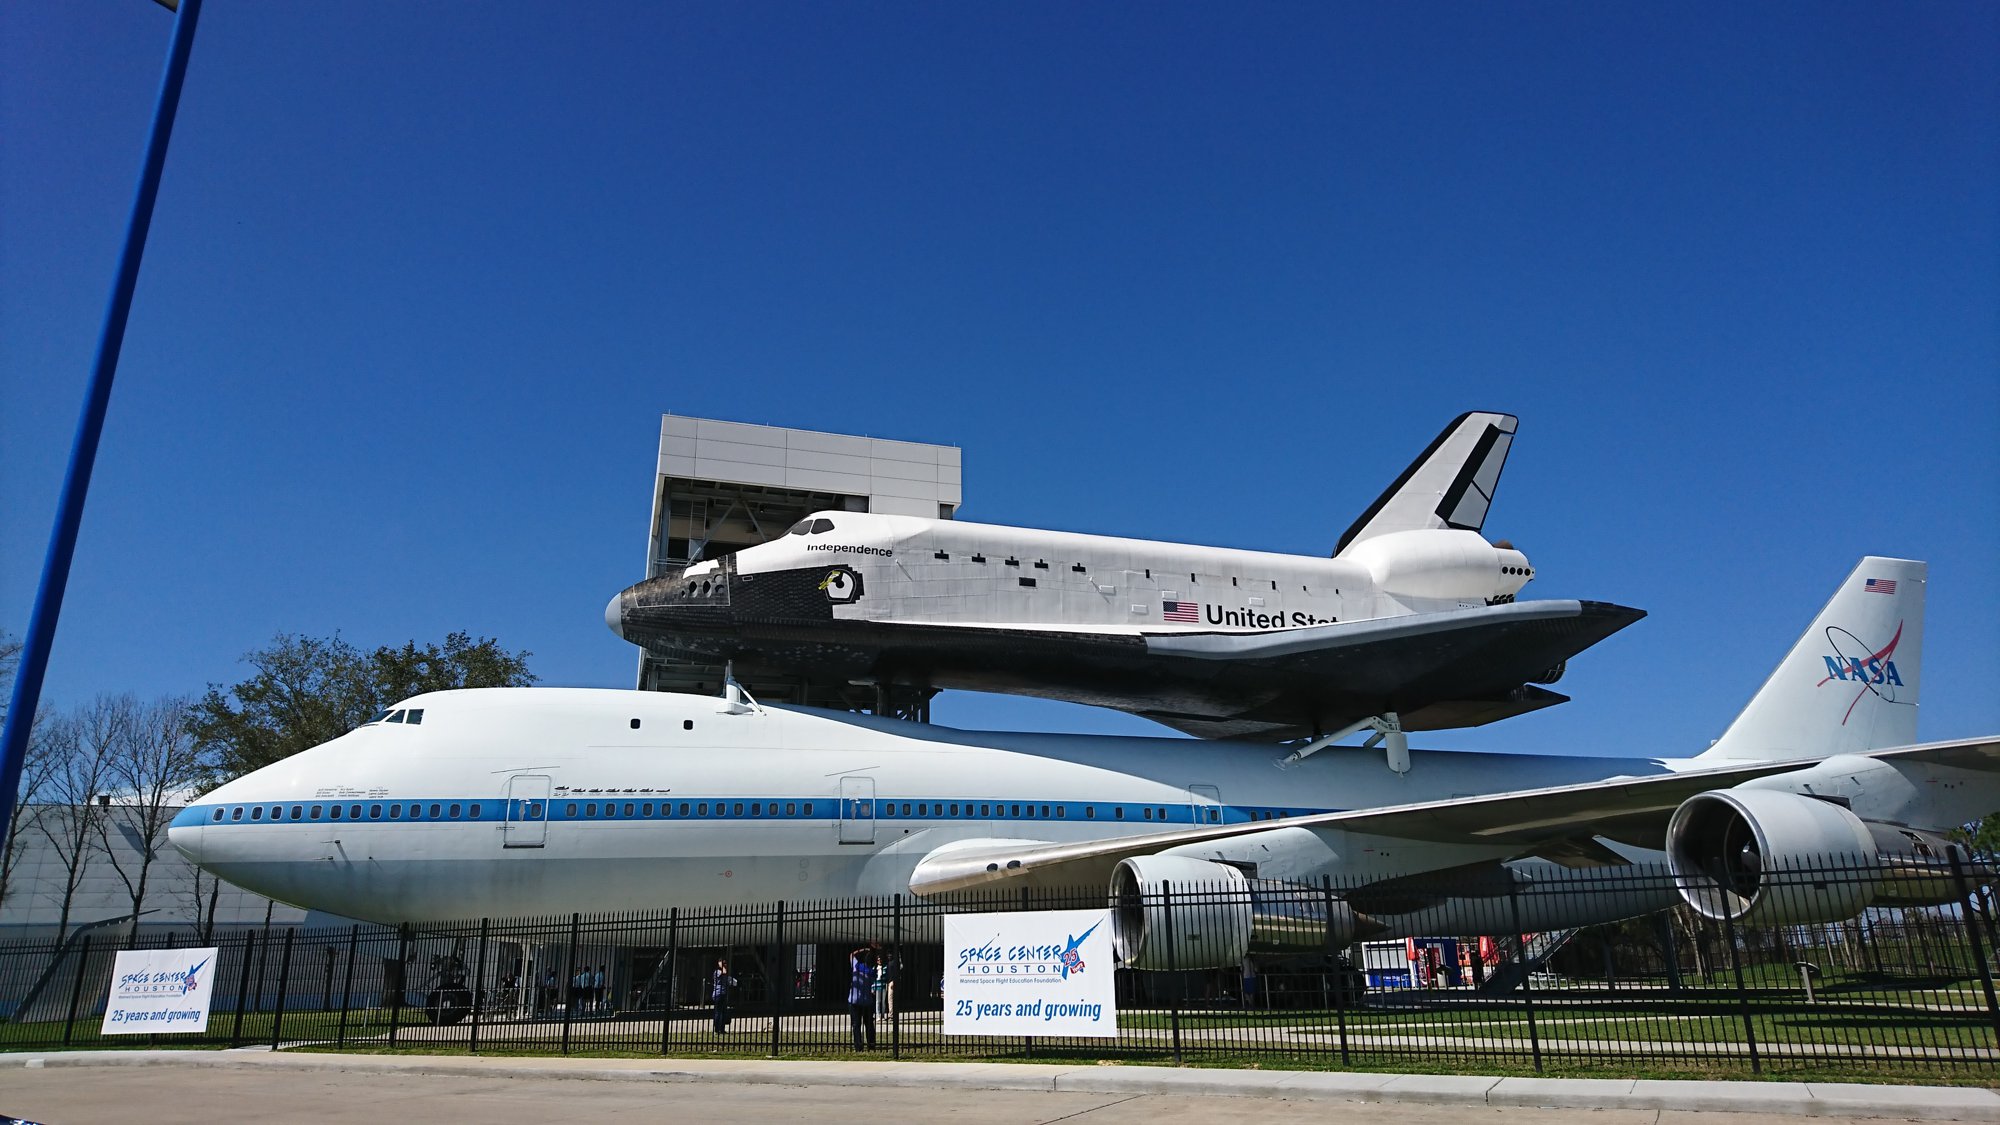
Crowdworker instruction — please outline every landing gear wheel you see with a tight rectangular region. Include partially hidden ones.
[425,986,472,1025]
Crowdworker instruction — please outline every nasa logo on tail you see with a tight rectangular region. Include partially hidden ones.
[1816,617,1908,725]
[819,566,864,604]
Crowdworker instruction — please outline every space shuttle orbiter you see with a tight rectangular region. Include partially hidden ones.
[606,412,1643,741]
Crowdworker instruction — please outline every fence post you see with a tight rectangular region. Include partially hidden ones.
[1324,878,1350,1066]
[1506,883,1542,1072]
[230,929,256,1047]
[561,913,580,1055]
[769,902,785,1058]
[335,924,358,1047]
[891,894,903,1061]
[388,924,409,1048]
[1948,850,2000,1050]
[1162,880,1182,1066]
[1720,908,1761,1074]
[60,936,91,1047]
[470,918,491,1055]
[269,928,295,1049]
[660,907,678,1055]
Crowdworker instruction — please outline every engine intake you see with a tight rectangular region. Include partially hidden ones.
[1109,856,1355,970]
[1668,788,1984,926]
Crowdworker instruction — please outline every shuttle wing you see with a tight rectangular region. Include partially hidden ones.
[1127,599,1643,740]
[906,735,2000,896]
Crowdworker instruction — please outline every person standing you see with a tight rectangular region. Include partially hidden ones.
[711,958,737,1034]
[593,964,608,1013]
[848,944,878,1049]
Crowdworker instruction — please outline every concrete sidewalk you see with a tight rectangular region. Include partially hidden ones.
[9,1050,2000,1121]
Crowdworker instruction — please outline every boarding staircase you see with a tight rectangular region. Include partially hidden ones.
[1477,928,1580,993]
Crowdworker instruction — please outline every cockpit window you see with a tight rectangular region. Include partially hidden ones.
[810,517,834,533]
[363,710,391,726]
[405,709,424,725]
[788,519,812,536]
[387,710,406,724]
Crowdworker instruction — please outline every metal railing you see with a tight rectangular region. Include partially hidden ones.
[1,857,1996,1078]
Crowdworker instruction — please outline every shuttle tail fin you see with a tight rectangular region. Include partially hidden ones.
[1697,557,1925,761]
[1334,411,1518,558]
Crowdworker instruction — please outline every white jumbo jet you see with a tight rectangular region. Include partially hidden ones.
[174,557,1999,969]
[608,411,1646,741]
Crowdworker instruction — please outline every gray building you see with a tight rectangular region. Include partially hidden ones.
[637,415,963,718]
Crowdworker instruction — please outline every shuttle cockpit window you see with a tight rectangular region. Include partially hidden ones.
[789,517,838,535]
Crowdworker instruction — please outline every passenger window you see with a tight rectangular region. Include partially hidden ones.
[431,803,442,818]
[389,804,401,819]
[1085,806,1094,819]
[527,802,542,817]
[1115,807,1124,820]
[751,803,762,817]
[311,805,322,819]
[369,804,382,819]
[350,805,362,819]
[565,803,577,816]
[1055,806,1065,818]
[786,802,796,816]
[979,804,989,817]
[212,809,224,822]
[1010,804,1020,817]
[684,720,693,731]
[290,805,302,820]
[1041,805,1050,818]
[330,806,342,820]
[586,803,597,816]
[1159,807,1168,820]
[697,802,708,815]
[251,807,262,821]
[1208,809,1220,823]
[732,802,743,816]
[642,803,653,816]
[679,803,690,816]
[950,803,959,816]
[767,803,777,816]
[1143,807,1152,820]
[469,804,479,817]
[802,802,813,816]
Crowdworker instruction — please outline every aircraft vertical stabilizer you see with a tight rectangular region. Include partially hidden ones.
[1334,412,1518,558]
[1698,557,1925,761]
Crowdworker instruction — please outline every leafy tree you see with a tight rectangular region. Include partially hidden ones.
[193,631,535,778]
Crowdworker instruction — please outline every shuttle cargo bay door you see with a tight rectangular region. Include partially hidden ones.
[503,775,552,848]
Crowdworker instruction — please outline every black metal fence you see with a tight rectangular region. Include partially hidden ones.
[3,857,1998,1079]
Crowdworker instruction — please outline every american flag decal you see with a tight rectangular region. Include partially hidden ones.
[1162,600,1200,623]
[1864,578,1897,595]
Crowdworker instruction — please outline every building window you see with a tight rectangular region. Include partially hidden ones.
[1019,577,1036,588]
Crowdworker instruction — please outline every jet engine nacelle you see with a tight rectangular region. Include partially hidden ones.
[1339,529,1531,603]
[1665,787,1979,926]
[1109,856,1355,971]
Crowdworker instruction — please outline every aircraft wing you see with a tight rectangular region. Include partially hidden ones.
[906,735,2000,896]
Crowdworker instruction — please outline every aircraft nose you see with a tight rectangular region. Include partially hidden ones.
[167,812,204,866]
[605,590,626,638]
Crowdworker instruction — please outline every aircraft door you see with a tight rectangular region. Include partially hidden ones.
[838,776,876,844]
[503,774,551,848]
[1189,783,1223,825]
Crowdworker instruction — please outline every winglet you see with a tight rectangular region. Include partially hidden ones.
[1697,557,1925,761]
[1334,412,1518,558]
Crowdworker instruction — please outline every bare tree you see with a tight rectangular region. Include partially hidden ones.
[0,714,63,914]
[32,696,123,937]
[94,696,208,923]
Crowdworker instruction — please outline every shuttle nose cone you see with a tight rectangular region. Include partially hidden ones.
[605,591,626,639]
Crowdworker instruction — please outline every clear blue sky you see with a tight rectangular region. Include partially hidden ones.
[4,3,1995,759]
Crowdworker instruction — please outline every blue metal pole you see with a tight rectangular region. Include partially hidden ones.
[0,0,203,847]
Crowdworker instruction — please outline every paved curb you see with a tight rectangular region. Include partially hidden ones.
[8,1050,2000,1120]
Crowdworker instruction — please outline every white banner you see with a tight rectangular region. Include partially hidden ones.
[944,909,1117,1038]
[101,947,220,1035]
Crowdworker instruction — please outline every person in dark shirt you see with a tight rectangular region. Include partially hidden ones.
[711,958,738,1033]
[848,944,879,1049]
